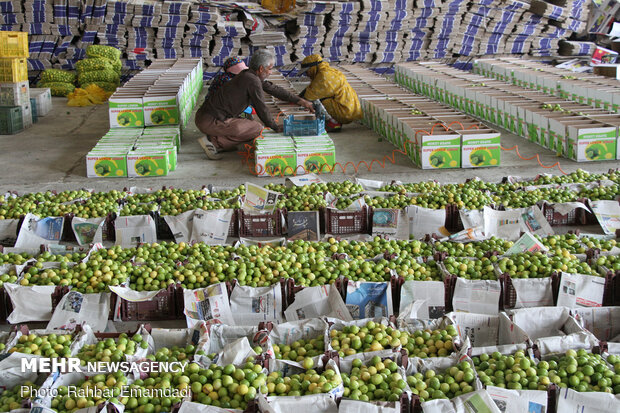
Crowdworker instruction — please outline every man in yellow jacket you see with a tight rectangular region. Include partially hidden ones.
[298,54,362,131]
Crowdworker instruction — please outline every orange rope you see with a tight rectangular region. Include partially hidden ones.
[500,144,568,175]
[241,122,448,177]
[239,118,569,177]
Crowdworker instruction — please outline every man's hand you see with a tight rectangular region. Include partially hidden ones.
[298,98,315,113]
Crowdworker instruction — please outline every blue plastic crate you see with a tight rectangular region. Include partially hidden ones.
[283,115,325,136]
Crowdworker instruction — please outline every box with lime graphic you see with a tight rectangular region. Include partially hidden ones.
[127,149,171,177]
[255,150,297,177]
[108,96,144,128]
[134,143,177,171]
[586,115,620,160]
[460,130,501,168]
[566,123,617,162]
[86,152,128,178]
[296,145,336,174]
[143,93,180,127]
[416,133,461,169]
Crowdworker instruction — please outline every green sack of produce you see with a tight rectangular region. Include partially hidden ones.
[40,69,76,84]
[78,70,119,85]
[110,59,122,74]
[75,58,113,74]
[86,45,121,61]
[80,81,118,93]
[36,81,76,97]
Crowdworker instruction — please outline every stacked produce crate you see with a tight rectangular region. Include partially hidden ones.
[340,65,501,169]
[0,31,32,134]
[395,61,620,163]
[252,72,336,176]
[86,126,180,178]
[85,58,202,177]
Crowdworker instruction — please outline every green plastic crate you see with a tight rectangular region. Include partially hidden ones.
[0,106,23,134]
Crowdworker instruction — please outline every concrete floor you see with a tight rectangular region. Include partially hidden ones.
[1,95,619,194]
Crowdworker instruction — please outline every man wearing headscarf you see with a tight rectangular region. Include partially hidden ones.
[206,56,254,117]
[195,49,314,160]
[298,54,362,131]
[206,56,249,97]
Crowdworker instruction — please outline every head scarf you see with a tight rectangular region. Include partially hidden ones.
[299,54,327,78]
[207,57,248,96]
[223,56,248,74]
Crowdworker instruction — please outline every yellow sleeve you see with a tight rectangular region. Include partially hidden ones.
[303,71,339,101]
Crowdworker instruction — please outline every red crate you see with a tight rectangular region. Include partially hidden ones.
[323,206,370,235]
[0,287,9,324]
[94,324,152,340]
[614,270,620,306]
[238,209,285,237]
[120,284,183,321]
[602,269,616,307]
[445,204,464,233]
[391,275,404,314]
[500,273,517,310]
[228,209,239,237]
[444,275,455,313]
[540,199,596,226]
[283,278,297,311]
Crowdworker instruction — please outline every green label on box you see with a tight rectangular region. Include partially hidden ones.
[422,147,460,169]
[144,99,180,127]
[576,137,617,161]
[462,146,501,168]
[256,152,297,176]
[296,150,336,174]
[109,100,144,128]
[127,153,170,177]
[86,155,128,178]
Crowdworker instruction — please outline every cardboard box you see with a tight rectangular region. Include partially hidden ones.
[255,149,297,177]
[295,146,336,174]
[593,64,620,79]
[417,133,461,169]
[566,122,617,162]
[108,96,144,128]
[86,153,128,178]
[127,149,171,177]
[459,130,501,168]
[143,93,180,126]
[548,116,592,156]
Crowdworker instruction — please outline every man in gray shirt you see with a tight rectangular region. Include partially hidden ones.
[195,49,314,159]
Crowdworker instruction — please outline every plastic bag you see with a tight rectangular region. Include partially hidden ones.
[67,84,113,107]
